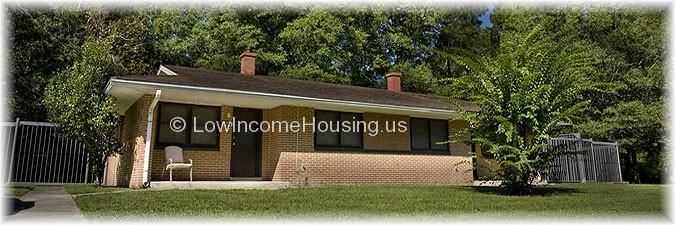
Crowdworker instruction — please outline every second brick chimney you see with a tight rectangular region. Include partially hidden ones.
[240,52,256,76]
[385,72,401,92]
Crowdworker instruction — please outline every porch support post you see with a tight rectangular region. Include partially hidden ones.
[142,90,162,188]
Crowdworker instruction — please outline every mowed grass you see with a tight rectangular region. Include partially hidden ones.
[69,184,664,219]
[5,184,34,197]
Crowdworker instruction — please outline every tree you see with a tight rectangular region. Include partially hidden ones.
[390,62,434,93]
[432,6,498,78]
[276,64,350,84]
[580,100,665,183]
[277,9,355,84]
[43,41,122,184]
[576,7,666,183]
[446,15,600,193]
[9,7,86,121]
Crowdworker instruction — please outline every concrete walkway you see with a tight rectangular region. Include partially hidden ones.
[151,181,289,190]
[5,185,88,224]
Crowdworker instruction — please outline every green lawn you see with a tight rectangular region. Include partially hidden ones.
[67,184,664,220]
[5,184,34,197]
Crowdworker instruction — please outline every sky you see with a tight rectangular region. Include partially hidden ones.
[478,5,495,29]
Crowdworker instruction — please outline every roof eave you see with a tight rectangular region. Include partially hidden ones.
[107,78,462,118]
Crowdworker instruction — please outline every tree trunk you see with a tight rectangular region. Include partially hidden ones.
[625,149,641,184]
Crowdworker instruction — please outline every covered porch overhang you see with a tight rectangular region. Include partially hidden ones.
[105,78,460,120]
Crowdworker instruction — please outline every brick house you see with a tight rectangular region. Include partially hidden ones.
[103,52,483,188]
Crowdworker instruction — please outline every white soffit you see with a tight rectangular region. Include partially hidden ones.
[106,79,459,120]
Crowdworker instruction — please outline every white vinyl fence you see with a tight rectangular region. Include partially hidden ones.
[2,119,93,184]
[546,133,623,183]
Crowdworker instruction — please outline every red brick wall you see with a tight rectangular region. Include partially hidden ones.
[272,151,473,186]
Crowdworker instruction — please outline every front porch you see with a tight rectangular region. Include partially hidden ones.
[150,181,289,190]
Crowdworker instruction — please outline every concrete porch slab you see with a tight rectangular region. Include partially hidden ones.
[150,181,289,190]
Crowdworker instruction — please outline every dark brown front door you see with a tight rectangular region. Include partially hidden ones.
[230,107,261,177]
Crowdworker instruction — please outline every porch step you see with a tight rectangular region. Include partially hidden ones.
[150,181,289,190]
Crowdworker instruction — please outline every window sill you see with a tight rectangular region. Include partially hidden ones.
[155,145,220,151]
[314,146,363,151]
[312,148,452,156]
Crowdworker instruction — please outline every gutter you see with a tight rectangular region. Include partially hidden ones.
[108,78,461,115]
[142,89,161,188]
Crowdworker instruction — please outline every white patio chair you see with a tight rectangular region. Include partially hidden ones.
[161,146,193,182]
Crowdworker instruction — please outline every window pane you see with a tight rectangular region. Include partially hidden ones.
[340,113,362,147]
[411,118,429,150]
[158,104,189,144]
[430,120,448,151]
[315,111,339,146]
[191,106,219,145]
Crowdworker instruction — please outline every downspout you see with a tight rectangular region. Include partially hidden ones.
[142,90,162,188]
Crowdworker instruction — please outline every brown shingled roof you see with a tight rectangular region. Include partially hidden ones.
[115,65,479,112]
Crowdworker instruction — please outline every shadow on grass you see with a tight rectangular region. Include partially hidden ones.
[472,186,581,196]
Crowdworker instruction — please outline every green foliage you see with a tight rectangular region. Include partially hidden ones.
[44,41,122,184]
[279,10,348,71]
[579,100,665,183]
[575,7,666,183]
[143,8,274,73]
[390,62,434,93]
[447,14,600,193]
[432,7,497,78]
[105,13,156,75]
[9,8,86,121]
[277,64,350,84]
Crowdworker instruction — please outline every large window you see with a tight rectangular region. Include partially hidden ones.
[156,103,220,150]
[314,110,363,150]
[410,118,448,152]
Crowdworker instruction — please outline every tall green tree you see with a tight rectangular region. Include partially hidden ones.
[432,7,498,78]
[9,7,86,121]
[446,14,600,193]
[576,7,666,183]
[277,9,357,84]
[44,41,122,184]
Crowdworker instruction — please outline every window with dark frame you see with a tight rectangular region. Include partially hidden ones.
[314,110,363,150]
[156,103,220,150]
[410,118,449,152]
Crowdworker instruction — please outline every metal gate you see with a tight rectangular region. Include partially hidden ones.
[546,133,622,183]
[2,119,93,183]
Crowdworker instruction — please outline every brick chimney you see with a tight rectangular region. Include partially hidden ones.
[385,72,401,92]
[240,52,256,76]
